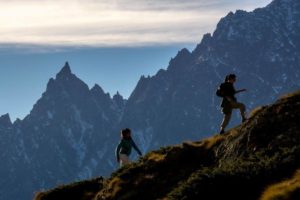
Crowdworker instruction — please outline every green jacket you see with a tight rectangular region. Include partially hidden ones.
[116,138,142,161]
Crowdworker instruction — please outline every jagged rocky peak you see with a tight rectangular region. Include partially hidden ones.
[13,118,22,126]
[60,61,71,74]
[91,84,106,96]
[50,62,90,93]
[201,33,212,43]
[168,48,192,69]
[0,113,12,127]
[56,61,73,80]
[141,75,151,79]
[135,75,151,87]
[192,33,213,55]
[91,84,112,105]
[127,75,151,101]
[235,9,248,16]
[113,91,123,100]
[136,75,151,87]
[176,48,191,59]
[213,11,246,40]
[113,91,126,108]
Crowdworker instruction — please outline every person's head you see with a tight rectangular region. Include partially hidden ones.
[121,128,131,139]
[225,74,236,83]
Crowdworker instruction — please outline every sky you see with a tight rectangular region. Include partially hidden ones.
[0,0,272,121]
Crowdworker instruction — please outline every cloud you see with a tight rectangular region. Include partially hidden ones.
[0,0,272,48]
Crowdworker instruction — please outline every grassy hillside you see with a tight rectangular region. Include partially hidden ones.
[35,90,300,200]
[34,178,103,200]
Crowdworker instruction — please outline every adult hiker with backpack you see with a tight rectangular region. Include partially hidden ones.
[115,128,142,167]
[216,74,247,134]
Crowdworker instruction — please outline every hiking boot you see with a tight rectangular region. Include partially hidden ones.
[242,117,247,123]
[219,129,225,135]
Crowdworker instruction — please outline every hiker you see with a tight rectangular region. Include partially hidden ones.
[218,74,247,134]
[115,128,142,167]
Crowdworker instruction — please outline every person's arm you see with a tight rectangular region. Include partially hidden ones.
[235,89,246,94]
[115,141,122,162]
[131,139,142,156]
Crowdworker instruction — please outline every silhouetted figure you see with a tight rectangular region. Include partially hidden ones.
[218,74,247,134]
[115,128,142,167]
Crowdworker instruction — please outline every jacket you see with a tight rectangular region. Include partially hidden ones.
[220,82,237,107]
[116,138,142,161]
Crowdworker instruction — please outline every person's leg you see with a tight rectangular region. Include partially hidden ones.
[231,101,246,121]
[220,109,232,134]
[119,154,130,167]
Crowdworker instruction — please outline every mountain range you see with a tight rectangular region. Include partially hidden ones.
[0,0,299,199]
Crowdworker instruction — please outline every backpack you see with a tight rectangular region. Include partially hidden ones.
[216,83,225,97]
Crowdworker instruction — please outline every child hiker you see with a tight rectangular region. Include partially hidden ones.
[115,128,142,167]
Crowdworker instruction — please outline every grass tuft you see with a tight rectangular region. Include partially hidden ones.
[260,170,300,200]
[146,152,166,162]
[249,106,266,118]
[202,135,225,149]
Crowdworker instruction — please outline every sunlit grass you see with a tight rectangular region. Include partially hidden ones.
[260,170,300,200]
